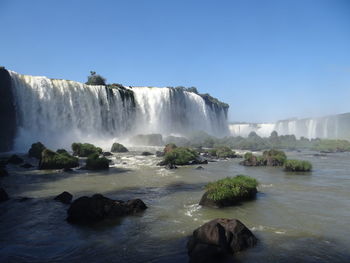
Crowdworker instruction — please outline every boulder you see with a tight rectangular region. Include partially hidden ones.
[102,152,113,156]
[111,143,128,153]
[0,188,9,202]
[0,168,8,177]
[7,154,24,165]
[187,218,257,263]
[54,191,73,204]
[85,153,109,170]
[67,194,147,224]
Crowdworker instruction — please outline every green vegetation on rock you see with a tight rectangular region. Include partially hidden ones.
[205,175,258,202]
[85,153,109,170]
[209,146,237,158]
[28,142,46,159]
[311,139,350,152]
[241,149,286,166]
[111,143,128,153]
[284,159,312,172]
[40,149,79,169]
[164,147,199,165]
[72,143,102,157]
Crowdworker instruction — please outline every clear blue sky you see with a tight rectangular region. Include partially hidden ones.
[1,0,349,122]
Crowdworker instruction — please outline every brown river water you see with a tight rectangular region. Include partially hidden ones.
[0,149,350,263]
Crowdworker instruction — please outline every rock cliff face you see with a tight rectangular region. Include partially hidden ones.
[0,67,16,152]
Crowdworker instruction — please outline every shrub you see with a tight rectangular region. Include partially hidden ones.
[312,139,350,152]
[164,147,199,165]
[85,71,106,85]
[205,175,258,202]
[28,142,46,159]
[72,143,102,157]
[85,153,109,170]
[164,143,177,154]
[262,149,287,166]
[111,143,128,153]
[210,146,236,158]
[40,149,79,169]
[284,159,312,172]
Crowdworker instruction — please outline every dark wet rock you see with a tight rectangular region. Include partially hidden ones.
[156,151,164,157]
[141,151,153,156]
[67,194,147,224]
[54,191,73,204]
[28,142,46,159]
[195,166,204,170]
[111,143,128,153]
[102,152,113,156]
[0,168,8,177]
[7,154,24,165]
[187,218,257,263]
[189,159,208,165]
[122,162,127,165]
[0,188,9,202]
[21,163,34,168]
[63,167,74,172]
[0,67,16,152]
[165,163,177,169]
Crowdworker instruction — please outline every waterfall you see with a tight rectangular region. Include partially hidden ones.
[230,113,350,140]
[8,71,229,151]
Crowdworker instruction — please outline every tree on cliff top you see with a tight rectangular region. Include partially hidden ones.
[86,71,106,85]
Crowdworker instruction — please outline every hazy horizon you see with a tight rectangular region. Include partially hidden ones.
[1,0,349,123]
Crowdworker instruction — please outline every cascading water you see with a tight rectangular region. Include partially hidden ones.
[8,71,229,151]
[230,113,350,140]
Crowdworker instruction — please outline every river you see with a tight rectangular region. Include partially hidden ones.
[0,150,349,262]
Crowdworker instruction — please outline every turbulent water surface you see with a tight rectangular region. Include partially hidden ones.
[0,150,349,263]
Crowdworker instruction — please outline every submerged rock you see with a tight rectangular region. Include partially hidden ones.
[165,163,177,169]
[54,191,73,204]
[187,218,257,263]
[195,166,204,170]
[141,151,153,156]
[0,188,9,202]
[67,194,147,224]
[155,151,164,157]
[7,154,24,165]
[21,163,34,168]
[102,152,113,156]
